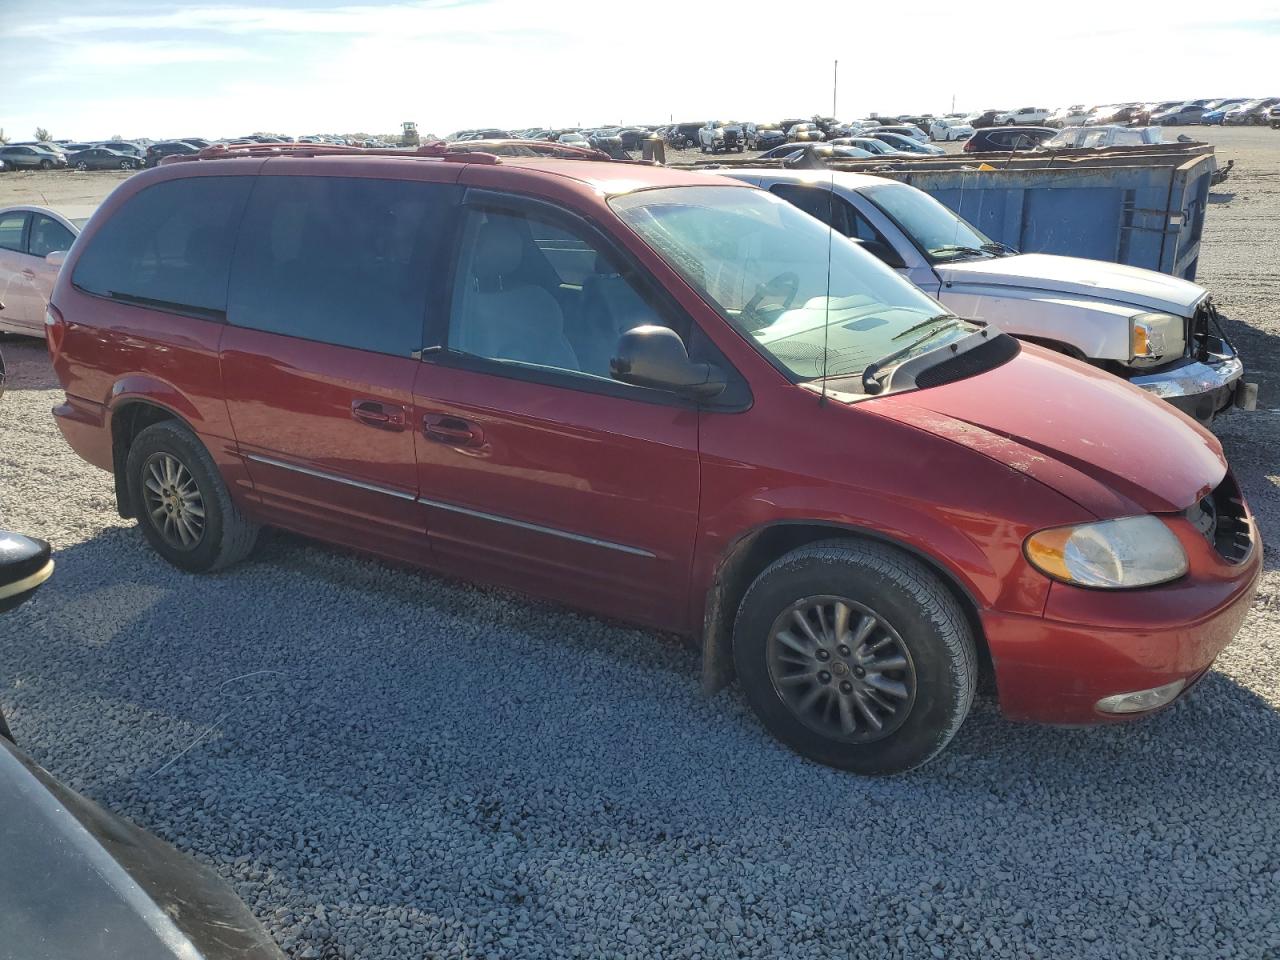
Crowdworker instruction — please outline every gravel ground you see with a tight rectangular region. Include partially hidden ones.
[2,128,1280,960]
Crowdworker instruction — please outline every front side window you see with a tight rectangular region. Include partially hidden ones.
[448,207,673,379]
[229,176,458,355]
[611,185,973,383]
[72,176,252,316]
[28,215,74,258]
[861,181,995,263]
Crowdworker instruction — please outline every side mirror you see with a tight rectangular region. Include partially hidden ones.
[611,325,726,400]
[0,531,54,614]
[851,238,907,269]
[45,250,67,268]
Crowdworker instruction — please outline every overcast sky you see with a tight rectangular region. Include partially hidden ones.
[3,0,1278,141]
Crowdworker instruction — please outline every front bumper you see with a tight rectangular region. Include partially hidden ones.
[982,511,1262,725]
[1128,348,1252,420]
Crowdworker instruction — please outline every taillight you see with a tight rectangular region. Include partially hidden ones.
[45,304,66,360]
[962,139,974,152]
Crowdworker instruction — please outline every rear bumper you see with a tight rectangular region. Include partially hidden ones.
[52,394,113,472]
[982,535,1261,725]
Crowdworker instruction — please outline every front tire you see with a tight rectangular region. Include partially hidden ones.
[126,421,259,573]
[733,540,976,775]
[39,159,52,170]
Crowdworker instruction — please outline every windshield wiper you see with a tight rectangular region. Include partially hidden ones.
[892,312,959,341]
[930,244,992,259]
[981,241,1018,256]
[862,321,963,395]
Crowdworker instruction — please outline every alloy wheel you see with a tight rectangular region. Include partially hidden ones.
[142,452,206,550]
[766,595,917,743]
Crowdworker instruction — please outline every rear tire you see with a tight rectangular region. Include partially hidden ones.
[733,539,976,775]
[125,421,259,573]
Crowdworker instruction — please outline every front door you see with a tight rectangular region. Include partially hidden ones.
[220,172,460,563]
[412,193,701,631]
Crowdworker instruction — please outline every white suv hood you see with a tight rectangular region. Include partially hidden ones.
[936,253,1205,315]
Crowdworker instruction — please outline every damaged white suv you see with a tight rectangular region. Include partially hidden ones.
[726,168,1253,422]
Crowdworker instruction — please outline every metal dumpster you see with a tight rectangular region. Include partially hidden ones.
[676,144,1219,280]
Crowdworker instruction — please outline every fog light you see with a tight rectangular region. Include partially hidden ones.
[1095,678,1187,714]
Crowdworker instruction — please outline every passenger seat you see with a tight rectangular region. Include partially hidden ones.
[455,218,579,370]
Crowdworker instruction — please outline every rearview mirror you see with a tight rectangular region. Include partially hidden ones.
[851,238,907,269]
[611,325,726,400]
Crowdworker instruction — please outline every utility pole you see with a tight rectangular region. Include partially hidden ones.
[833,60,839,118]
[951,93,956,114]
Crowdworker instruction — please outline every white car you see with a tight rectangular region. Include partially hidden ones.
[698,121,745,153]
[0,205,87,337]
[997,107,1051,125]
[718,169,1250,422]
[871,124,929,143]
[1046,105,1091,128]
[1044,125,1163,149]
[929,118,974,141]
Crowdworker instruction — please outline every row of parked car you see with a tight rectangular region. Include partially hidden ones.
[0,132,412,174]
[0,141,1257,777]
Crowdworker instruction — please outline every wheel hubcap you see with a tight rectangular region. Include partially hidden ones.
[766,596,917,743]
[142,452,205,550]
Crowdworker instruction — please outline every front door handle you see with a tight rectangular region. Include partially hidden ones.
[351,399,406,431]
[423,413,483,447]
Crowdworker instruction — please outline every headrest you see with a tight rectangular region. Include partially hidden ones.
[474,218,524,280]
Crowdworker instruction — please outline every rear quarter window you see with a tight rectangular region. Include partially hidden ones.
[71,176,252,318]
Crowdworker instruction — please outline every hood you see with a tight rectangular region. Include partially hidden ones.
[936,252,1205,314]
[865,346,1224,516]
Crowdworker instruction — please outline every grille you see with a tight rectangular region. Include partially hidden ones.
[1187,471,1252,563]
[915,334,1021,390]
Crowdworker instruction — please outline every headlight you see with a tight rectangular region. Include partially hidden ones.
[1130,312,1186,365]
[1024,515,1188,589]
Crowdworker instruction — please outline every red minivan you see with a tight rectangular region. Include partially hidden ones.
[46,146,1260,774]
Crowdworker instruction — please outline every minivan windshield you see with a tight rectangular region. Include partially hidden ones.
[861,181,998,262]
[611,185,975,383]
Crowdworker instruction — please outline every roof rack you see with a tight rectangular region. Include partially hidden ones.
[162,138,637,167]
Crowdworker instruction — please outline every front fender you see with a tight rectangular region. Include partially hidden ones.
[694,485,1047,620]
[939,286,1136,361]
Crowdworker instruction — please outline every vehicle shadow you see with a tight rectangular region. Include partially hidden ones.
[2,516,1277,954]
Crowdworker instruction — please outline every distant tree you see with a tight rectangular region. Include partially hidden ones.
[0,128,8,145]
[34,126,50,142]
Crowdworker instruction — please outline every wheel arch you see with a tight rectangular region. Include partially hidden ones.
[108,398,194,518]
[699,520,992,696]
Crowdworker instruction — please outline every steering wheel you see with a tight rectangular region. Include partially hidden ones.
[740,271,800,328]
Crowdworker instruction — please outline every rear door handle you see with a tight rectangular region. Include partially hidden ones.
[423,413,484,447]
[351,399,406,431]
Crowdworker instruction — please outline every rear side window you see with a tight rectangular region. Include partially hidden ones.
[29,215,75,258]
[72,177,252,318]
[228,176,457,356]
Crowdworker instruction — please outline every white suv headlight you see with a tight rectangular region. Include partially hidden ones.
[1130,312,1186,365]
[1024,516,1188,589]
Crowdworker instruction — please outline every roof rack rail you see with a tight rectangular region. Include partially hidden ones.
[161,138,646,167]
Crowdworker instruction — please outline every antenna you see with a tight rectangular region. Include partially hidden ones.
[819,58,841,404]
